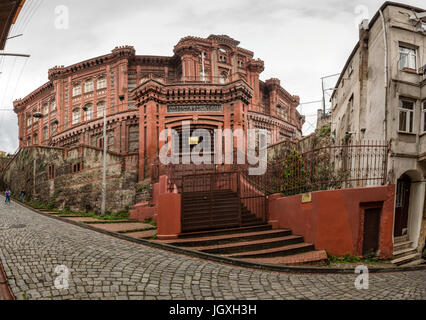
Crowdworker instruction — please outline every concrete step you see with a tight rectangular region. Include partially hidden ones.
[158,229,292,247]
[393,240,414,252]
[178,224,272,239]
[394,235,409,244]
[393,247,418,259]
[225,242,315,259]
[391,253,421,266]
[243,250,329,266]
[191,235,304,255]
[399,259,425,267]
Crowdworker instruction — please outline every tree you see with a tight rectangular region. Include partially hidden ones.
[280,150,311,196]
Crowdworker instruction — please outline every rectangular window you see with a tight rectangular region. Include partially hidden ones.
[43,104,49,115]
[398,99,414,133]
[422,101,426,134]
[97,77,107,90]
[85,81,94,93]
[399,46,416,70]
[72,85,81,97]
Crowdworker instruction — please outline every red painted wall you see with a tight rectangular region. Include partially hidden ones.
[268,185,395,259]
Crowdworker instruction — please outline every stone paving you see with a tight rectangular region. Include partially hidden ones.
[0,198,425,300]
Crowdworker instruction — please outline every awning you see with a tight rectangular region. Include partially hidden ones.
[0,0,25,50]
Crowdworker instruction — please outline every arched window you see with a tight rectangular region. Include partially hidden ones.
[50,121,57,135]
[97,101,106,118]
[85,80,94,93]
[219,72,228,84]
[43,126,48,141]
[97,77,107,90]
[43,103,49,115]
[72,84,81,97]
[84,103,93,121]
[72,108,80,125]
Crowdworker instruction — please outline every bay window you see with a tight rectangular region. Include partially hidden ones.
[398,99,414,133]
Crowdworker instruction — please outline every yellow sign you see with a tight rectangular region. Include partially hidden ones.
[301,193,312,203]
[189,137,199,145]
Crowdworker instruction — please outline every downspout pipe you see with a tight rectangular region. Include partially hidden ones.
[379,9,389,185]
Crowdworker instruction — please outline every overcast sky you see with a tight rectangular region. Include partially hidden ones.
[0,0,424,153]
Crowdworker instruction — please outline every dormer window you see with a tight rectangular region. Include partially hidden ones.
[72,84,81,97]
[85,80,94,93]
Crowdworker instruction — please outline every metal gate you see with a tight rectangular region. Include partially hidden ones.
[180,171,267,233]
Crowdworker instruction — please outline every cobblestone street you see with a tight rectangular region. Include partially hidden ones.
[0,198,425,300]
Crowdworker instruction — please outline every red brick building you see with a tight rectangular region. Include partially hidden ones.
[14,35,304,180]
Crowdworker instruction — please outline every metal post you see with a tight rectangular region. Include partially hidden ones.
[101,110,107,217]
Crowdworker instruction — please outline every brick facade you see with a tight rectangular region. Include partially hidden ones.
[13,35,304,181]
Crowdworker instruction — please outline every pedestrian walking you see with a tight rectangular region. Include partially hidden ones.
[20,190,26,202]
[4,189,11,203]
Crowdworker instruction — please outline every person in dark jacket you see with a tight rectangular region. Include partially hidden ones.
[20,190,26,202]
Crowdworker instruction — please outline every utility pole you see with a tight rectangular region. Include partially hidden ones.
[101,108,107,217]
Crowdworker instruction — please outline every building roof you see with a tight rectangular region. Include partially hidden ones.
[331,1,425,99]
[0,0,25,50]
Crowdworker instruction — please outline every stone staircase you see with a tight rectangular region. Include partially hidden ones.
[158,224,328,266]
[181,190,264,233]
[392,235,425,267]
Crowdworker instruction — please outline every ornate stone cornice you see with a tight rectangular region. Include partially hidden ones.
[132,78,253,106]
[13,82,55,113]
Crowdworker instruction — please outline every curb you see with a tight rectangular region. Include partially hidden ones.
[13,200,426,275]
[0,259,15,300]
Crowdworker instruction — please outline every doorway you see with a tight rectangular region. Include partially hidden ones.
[394,174,411,237]
[362,206,382,257]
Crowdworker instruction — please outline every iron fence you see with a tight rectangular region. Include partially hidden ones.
[264,141,389,196]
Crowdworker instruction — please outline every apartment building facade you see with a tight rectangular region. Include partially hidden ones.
[331,2,426,254]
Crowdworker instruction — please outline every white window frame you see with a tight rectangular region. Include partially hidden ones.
[43,126,48,141]
[399,46,417,70]
[97,77,107,90]
[84,103,93,121]
[72,108,80,125]
[398,99,415,133]
[97,101,106,118]
[43,103,49,115]
[72,84,81,97]
[84,80,94,93]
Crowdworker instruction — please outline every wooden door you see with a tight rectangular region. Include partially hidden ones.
[363,207,381,257]
[394,176,411,237]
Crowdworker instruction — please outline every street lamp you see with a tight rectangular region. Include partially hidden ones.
[81,103,106,217]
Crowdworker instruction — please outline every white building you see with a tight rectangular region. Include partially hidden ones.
[331,1,426,264]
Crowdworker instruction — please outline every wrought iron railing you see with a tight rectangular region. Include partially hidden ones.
[264,141,389,196]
